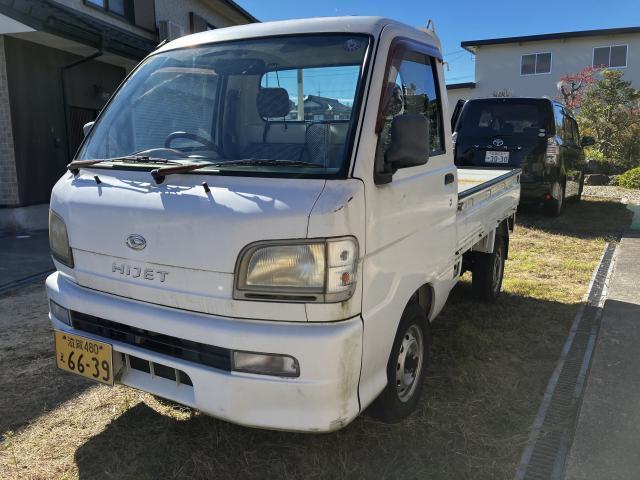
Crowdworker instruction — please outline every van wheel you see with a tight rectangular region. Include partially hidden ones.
[545,182,565,217]
[472,236,505,302]
[369,303,430,423]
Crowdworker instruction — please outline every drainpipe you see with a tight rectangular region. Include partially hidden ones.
[61,51,103,161]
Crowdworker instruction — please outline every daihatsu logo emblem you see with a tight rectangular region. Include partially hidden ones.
[493,138,504,147]
[126,234,146,250]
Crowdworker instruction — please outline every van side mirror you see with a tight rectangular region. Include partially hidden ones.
[385,114,430,169]
[83,121,95,137]
[581,136,595,147]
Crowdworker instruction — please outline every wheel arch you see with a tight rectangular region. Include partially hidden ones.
[410,282,435,323]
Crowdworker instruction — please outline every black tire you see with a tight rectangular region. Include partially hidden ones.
[369,303,430,423]
[472,236,506,302]
[545,182,565,217]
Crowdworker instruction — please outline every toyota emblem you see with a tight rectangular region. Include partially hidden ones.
[492,138,504,147]
[126,234,147,250]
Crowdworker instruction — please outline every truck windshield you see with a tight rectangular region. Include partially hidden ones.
[77,34,370,178]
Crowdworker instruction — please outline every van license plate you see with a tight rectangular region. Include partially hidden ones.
[54,331,114,385]
[485,151,509,163]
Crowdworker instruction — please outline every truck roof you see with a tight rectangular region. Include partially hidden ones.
[156,16,439,54]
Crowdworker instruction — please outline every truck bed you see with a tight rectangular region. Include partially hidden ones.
[455,167,521,256]
[457,168,518,198]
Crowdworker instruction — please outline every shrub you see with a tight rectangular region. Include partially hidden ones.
[618,167,640,189]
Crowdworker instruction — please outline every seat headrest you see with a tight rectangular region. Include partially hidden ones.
[257,88,290,118]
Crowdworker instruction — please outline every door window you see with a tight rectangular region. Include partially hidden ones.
[377,48,445,160]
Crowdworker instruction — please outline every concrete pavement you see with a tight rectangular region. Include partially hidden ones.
[565,232,640,480]
[0,231,54,294]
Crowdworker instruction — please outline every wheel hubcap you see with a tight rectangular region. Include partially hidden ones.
[395,325,424,403]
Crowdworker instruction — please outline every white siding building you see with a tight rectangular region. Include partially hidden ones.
[447,26,640,113]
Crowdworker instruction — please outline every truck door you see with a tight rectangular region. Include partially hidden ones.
[359,38,458,403]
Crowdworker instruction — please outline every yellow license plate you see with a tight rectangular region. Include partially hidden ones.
[54,331,114,385]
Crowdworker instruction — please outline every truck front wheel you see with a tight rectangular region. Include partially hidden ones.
[369,303,430,423]
[472,236,506,302]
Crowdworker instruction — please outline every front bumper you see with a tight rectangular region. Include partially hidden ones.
[46,272,363,432]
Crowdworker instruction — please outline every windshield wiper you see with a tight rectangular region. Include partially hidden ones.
[150,159,323,184]
[151,162,217,184]
[67,156,181,175]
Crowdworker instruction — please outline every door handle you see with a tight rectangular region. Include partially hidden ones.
[444,173,455,185]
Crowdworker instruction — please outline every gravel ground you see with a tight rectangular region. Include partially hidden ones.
[583,186,640,204]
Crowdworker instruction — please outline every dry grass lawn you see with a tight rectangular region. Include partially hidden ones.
[0,198,632,480]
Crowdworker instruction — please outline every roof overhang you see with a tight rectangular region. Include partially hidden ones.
[446,82,476,90]
[461,26,640,53]
[219,0,259,24]
[0,0,157,60]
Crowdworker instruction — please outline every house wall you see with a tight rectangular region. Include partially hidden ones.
[54,0,252,39]
[446,86,474,115]
[155,0,250,33]
[0,35,19,206]
[468,33,640,100]
[52,0,156,38]
[4,36,126,206]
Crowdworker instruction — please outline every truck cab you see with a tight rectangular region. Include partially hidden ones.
[48,17,520,432]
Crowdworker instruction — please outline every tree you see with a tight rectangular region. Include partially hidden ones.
[557,66,600,110]
[578,69,640,170]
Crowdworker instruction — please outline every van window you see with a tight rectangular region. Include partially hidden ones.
[457,99,549,138]
[377,49,444,159]
[260,66,359,122]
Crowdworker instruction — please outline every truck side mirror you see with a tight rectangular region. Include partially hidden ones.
[581,136,595,147]
[83,121,95,138]
[385,114,430,169]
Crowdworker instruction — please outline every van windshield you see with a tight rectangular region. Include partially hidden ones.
[456,99,551,138]
[78,34,370,177]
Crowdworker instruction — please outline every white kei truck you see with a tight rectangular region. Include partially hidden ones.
[47,17,520,432]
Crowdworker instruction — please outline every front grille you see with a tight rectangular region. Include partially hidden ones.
[127,354,193,386]
[71,311,231,371]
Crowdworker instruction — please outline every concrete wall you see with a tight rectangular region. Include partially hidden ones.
[466,32,640,100]
[0,35,19,206]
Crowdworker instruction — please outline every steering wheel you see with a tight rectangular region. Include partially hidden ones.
[164,131,219,153]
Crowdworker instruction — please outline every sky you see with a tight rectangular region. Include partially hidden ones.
[236,0,639,85]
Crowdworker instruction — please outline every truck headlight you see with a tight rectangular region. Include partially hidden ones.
[49,210,74,268]
[234,237,358,303]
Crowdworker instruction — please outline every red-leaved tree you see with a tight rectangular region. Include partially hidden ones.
[557,66,601,110]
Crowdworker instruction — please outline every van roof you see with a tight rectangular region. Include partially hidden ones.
[155,16,438,54]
